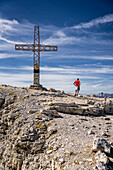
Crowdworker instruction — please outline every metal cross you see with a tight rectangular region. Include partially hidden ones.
[15,26,58,85]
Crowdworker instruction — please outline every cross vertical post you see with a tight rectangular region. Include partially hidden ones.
[33,26,40,84]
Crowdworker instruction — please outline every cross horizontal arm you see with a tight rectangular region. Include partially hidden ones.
[15,44,58,51]
[15,44,33,51]
[40,45,58,51]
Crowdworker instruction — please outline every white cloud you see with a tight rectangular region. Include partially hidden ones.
[0,18,22,45]
[0,18,18,34]
[0,72,32,87]
[0,36,23,44]
[0,43,13,51]
[73,13,113,29]
[0,53,32,59]
[43,65,113,74]
[0,18,34,46]
[0,66,33,70]
[49,55,113,61]
[1,65,113,75]
[42,25,82,45]
[42,34,81,45]
[0,18,18,25]
[56,30,66,37]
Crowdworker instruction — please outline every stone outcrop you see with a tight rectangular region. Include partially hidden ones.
[93,137,113,170]
[95,151,109,164]
[104,99,113,114]
[93,136,111,153]
[0,85,113,169]
[95,161,108,170]
[49,102,105,116]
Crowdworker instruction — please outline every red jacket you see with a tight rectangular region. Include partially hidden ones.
[74,80,80,86]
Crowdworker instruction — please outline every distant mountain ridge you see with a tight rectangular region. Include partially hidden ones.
[98,92,113,98]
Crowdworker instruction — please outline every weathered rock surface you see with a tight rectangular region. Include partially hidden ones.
[93,136,111,153]
[95,161,108,170]
[93,136,113,169]
[0,85,113,169]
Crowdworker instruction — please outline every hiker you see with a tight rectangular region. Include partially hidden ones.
[73,78,80,96]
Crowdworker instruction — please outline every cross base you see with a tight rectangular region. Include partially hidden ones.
[29,84,48,91]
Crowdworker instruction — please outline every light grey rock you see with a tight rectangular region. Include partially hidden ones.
[93,136,111,154]
[0,147,4,159]
[52,105,84,115]
[12,155,23,170]
[87,100,95,105]
[32,141,44,153]
[50,102,104,116]
[95,151,109,164]
[88,129,95,135]
[104,100,113,114]
[4,96,15,107]
[34,155,39,162]
[95,161,108,170]
[0,97,5,108]
[0,163,4,170]
[49,102,76,107]
[102,131,110,138]
[2,109,9,115]
[49,88,57,92]
[46,150,53,154]
[47,126,57,133]
[41,108,59,117]
[27,109,37,114]
[59,158,64,164]
[29,127,34,133]
[68,122,75,126]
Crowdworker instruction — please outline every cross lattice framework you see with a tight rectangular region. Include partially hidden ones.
[15,26,58,85]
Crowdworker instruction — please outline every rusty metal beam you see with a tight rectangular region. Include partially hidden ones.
[15,44,58,51]
[40,45,58,51]
[15,44,33,51]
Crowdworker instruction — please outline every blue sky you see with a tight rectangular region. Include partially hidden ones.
[0,0,113,94]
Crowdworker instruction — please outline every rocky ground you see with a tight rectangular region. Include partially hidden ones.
[0,84,113,170]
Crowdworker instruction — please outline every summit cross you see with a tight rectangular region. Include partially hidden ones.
[15,26,58,85]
